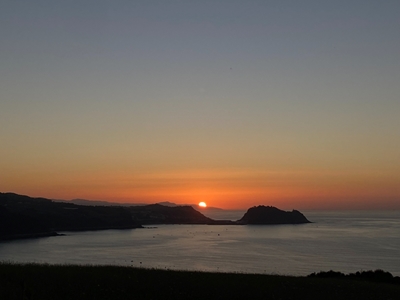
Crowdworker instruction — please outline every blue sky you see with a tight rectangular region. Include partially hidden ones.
[1,1,399,209]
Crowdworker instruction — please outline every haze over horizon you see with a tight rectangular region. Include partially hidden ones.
[1,1,399,210]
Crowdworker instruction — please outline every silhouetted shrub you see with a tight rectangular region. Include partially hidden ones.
[308,270,345,278]
[308,269,399,285]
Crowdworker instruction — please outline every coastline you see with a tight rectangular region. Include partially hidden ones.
[0,231,62,242]
[0,225,144,242]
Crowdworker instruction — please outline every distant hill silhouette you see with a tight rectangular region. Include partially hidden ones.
[128,204,217,225]
[156,201,223,211]
[0,193,141,240]
[54,198,147,207]
[55,198,223,211]
[1,193,312,240]
[237,206,311,224]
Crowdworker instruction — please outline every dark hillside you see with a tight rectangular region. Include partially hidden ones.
[128,204,215,224]
[0,193,141,240]
[1,193,312,240]
[238,205,311,224]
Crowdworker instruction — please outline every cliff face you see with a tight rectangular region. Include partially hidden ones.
[238,206,311,225]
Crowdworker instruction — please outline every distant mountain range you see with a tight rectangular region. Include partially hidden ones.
[53,198,147,207]
[54,198,223,211]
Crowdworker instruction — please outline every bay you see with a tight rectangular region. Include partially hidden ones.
[1,210,399,276]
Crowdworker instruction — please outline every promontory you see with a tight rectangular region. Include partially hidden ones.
[237,205,311,224]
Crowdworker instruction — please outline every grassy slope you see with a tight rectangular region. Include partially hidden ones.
[1,263,399,300]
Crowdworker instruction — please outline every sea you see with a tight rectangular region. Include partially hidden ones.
[1,210,400,276]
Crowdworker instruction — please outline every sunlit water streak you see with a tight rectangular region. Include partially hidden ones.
[1,211,399,276]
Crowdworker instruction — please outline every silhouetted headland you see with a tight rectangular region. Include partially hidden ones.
[128,204,218,225]
[0,193,142,241]
[237,205,311,224]
[1,192,311,241]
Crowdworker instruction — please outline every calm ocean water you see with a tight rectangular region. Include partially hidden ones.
[1,210,399,276]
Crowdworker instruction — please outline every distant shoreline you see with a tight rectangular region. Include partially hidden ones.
[0,225,144,242]
[1,192,311,242]
[0,231,61,241]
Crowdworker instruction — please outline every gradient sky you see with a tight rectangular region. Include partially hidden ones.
[1,1,399,209]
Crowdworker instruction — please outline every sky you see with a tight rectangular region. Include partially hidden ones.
[1,1,399,210]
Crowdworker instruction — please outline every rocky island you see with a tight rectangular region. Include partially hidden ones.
[237,205,311,224]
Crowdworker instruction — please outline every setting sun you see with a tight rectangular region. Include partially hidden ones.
[198,202,207,208]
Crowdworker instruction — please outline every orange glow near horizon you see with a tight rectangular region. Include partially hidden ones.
[1,2,400,214]
[2,167,399,210]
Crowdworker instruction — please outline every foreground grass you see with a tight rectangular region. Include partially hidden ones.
[1,263,399,300]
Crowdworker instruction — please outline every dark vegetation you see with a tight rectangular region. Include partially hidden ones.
[0,263,399,300]
[1,193,311,241]
[308,269,400,284]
